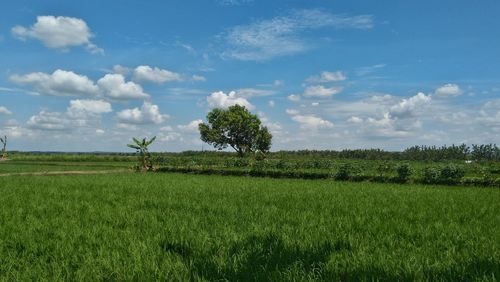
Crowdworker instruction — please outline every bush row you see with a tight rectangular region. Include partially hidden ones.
[155,164,499,187]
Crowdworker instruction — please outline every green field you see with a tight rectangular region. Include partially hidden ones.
[1,172,498,281]
[0,161,132,174]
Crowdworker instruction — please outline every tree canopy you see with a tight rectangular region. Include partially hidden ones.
[199,105,272,157]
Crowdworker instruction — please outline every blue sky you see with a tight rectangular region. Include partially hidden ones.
[0,0,499,152]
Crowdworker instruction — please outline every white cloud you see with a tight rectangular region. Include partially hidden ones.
[27,110,81,131]
[477,100,500,127]
[67,99,112,114]
[133,65,183,84]
[217,0,253,5]
[95,129,105,134]
[347,116,363,123]
[291,114,333,130]
[167,88,206,96]
[26,99,111,131]
[207,91,255,110]
[12,16,102,54]
[0,106,12,115]
[285,108,300,115]
[191,75,206,82]
[177,119,203,133]
[97,74,149,100]
[304,85,343,98]
[117,102,168,125]
[274,80,284,87]
[388,92,431,119]
[288,94,301,102]
[159,132,182,142]
[268,100,275,107]
[345,93,432,138]
[10,69,99,97]
[435,83,463,97]
[235,88,275,98]
[223,9,373,61]
[112,65,130,75]
[311,102,320,107]
[306,71,346,83]
[355,64,386,76]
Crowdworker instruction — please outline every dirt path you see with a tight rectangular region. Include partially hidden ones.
[0,169,130,177]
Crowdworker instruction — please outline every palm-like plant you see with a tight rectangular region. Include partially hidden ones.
[0,135,7,160]
[127,136,156,171]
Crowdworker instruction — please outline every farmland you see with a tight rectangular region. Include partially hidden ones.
[0,169,499,280]
[1,150,499,280]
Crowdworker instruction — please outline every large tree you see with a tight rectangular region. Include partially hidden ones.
[199,105,272,157]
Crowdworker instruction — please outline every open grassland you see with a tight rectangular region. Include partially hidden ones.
[0,173,498,281]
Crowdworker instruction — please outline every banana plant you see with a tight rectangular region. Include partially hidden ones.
[127,136,156,171]
[0,135,6,160]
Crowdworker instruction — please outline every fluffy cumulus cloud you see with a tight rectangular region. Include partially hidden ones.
[306,71,347,83]
[0,106,12,115]
[207,91,255,110]
[97,74,149,100]
[286,108,333,130]
[346,93,432,137]
[177,119,203,132]
[67,99,112,114]
[388,92,431,119]
[223,9,373,61]
[304,85,343,98]
[291,114,334,130]
[26,99,112,131]
[10,70,152,100]
[117,102,168,125]
[434,83,463,97]
[10,70,99,97]
[133,65,183,84]
[12,15,102,54]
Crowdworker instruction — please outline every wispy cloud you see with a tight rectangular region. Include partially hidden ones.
[222,9,374,61]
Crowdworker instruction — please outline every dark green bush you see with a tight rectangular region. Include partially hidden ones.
[396,163,412,183]
[422,167,440,184]
[334,163,352,181]
[439,164,465,184]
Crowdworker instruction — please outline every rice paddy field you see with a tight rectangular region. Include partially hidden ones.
[0,168,499,281]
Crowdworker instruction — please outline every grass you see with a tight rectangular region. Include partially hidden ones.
[0,172,499,281]
[0,161,133,173]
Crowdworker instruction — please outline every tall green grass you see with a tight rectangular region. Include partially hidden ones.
[0,173,498,280]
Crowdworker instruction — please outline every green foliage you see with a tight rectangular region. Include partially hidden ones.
[127,136,156,171]
[334,163,352,180]
[422,167,441,184]
[439,164,465,184]
[0,173,499,280]
[396,163,413,183]
[422,164,466,185]
[199,105,272,157]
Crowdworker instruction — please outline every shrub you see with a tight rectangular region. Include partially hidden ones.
[439,164,465,184]
[422,167,440,184]
[396,163,413,183]
[335,163,352,181]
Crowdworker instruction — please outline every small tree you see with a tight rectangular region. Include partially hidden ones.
[127,136,156,171]
[199,105,272,157]
[0,135,7,160]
